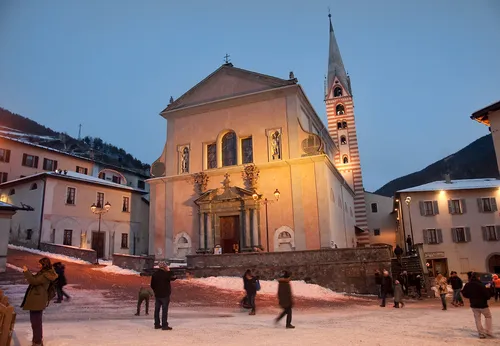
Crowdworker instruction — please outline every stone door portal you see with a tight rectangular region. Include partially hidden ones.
[220,216,240,253]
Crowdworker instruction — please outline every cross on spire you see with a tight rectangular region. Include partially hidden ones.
[224,53,231,64]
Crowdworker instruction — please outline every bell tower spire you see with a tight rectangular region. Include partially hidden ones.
[325,12,369,247]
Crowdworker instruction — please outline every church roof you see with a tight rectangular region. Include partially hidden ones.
[327,15,350,96]
[161,63,297,114]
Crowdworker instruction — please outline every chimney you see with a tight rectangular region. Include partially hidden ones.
[444,174,451,184]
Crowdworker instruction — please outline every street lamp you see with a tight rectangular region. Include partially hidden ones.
[252,189,280,252]
[90,201,111,264]
[405,196,414,254]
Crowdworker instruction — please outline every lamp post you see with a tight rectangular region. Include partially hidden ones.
[90,201,111,264]
[252,189,280,252]
[405,196,414,254]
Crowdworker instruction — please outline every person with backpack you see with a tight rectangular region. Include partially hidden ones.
[21,257,58,346]
[53,262,70,303]
[275,270,295,329]
[243,269,259,315]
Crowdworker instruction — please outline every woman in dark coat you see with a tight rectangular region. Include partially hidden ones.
[53,262,70,303]
[243,269,258,315]
[21,257,58,346]
[275,271,295,329]
[380,270,393,307]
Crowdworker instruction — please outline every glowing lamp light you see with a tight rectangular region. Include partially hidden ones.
[252,193,259,201]
[274,189,281,201]
[104,201,111,211]
[90,203,97,213]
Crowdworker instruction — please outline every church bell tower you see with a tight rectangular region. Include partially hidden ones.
[325,13,369,246]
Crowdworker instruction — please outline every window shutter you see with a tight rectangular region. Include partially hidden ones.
[5,150,10,163]
[437,229,443,243]
[465,227,471,242]
[447,200,453,214]
[34,156,39,168]
[451,228,458,243]
[54,160,58,171]
[460,199,467,213]
[433,200,439,215]
[419,201,425,216]
[490,198,497,212]
[482,226,488,241]
[22,153,27,165]
[496,225,500,241]
[422,229,428,244]
[477,198,483,212]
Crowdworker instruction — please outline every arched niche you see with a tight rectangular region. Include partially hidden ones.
[273,226,295,252]
[334,87,343,97]
[174,232,192,259]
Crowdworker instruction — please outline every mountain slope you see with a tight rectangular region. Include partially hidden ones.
[375,134,498,197]
[0,107,150,175]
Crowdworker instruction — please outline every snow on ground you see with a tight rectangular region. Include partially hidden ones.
[190,276,362,301]
[8,244,91,265]
[9,304,500,345]
[91,265,140,276]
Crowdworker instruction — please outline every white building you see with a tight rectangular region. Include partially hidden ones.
[0,170,149,259]
[365,192,397,248]
[395,177,500,278]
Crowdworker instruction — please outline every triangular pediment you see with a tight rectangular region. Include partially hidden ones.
[162,64,296,113]
[194,185,255,205]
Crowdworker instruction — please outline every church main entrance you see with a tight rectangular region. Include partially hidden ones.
[220,215,240,253]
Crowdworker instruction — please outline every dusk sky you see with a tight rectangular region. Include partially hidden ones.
[1,0,499,191]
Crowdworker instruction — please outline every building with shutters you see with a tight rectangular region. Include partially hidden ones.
[395,177,500,278]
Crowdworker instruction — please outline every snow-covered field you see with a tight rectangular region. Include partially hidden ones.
[8,304,499,346]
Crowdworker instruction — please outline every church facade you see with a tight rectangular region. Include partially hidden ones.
[147,17,369,259]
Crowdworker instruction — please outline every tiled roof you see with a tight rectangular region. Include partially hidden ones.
[0,170,147,193]
[397,178,500,193]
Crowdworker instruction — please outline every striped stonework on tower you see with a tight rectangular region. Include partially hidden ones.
[325,14,369,246]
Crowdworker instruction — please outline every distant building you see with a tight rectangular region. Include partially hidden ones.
[0,201,32,272]
[0,170,149,259]
[470,100,500,174]
[395,177,500,278]
[0,133,149,192]
[365,192,397,248]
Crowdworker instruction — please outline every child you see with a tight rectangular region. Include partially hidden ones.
[393,279,405,308]
[135,284,153,316]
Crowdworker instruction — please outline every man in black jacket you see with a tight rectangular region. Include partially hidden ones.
[462,272,493,339]
[151,262,177,330]
[447,271,463,306]
[380,270,393,307]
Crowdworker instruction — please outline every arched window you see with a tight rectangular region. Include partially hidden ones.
[340,136,347,145]
[222,131,237,166]
[337,122,342,130]
[30,183,38,190]
[336,104,345,115]
[342,155,349,164]
[342,120,348,129]
[334,87,342,97]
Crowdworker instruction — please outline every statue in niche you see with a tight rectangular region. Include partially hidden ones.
[271,130,281,160]
[181,147,189,173]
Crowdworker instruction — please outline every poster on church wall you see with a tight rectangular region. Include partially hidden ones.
[214,245,222,255]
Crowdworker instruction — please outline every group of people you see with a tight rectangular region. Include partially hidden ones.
[375,269,421,308]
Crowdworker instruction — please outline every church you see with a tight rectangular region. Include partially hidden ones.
[147,15,369,259]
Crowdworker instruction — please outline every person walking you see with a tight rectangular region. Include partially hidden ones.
[135,284,153,316]
[275,270,295,329]
[150,262,177,330]
[398,271,409,296]
[414,275,422,299]
[406,235,413,254]
[53,262,70,303]
[492,274,500,302]
[394,245,403,263]
[462,272,494,339]
[393,280,405,308]
[435,274,448,310]
[380,270,393,307]
[243,269,258,315]
[374,270,382,298]
[447,271,464,306]
[21,257,58,346]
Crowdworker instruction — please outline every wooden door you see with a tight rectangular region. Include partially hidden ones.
[219,216,240,254]
[91,231,105,259]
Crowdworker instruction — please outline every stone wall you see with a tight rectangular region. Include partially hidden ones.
[39,243,97,263]
[187,246,392,294]
[112,253,155,272]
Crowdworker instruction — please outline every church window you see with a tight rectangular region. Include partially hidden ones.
[341,120,348,129]
[207,143,217,169]
[241,137,253,164]
[222,131,237,167]
[334,87,342,97]
[337,122,342,130]
[336,104,345,115]
[342,155,349,164]
[340,136,347,145]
